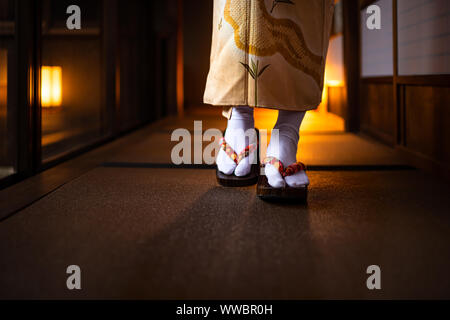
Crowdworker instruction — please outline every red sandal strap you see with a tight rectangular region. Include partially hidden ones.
[263,156,285,174]
[263,157,306,177]
[219,137,257,165]
[283,162,306,177]
[237,144,257,164]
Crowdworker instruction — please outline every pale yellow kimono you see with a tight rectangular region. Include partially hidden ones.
[204,0,334,116]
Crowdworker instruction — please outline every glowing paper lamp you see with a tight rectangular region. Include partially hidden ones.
[41,66,62,107]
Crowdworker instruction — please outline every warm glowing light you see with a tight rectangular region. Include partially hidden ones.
[0,49,7,113]
[41,66,62,107]
[176,0,184,117]
[326,79,344,87]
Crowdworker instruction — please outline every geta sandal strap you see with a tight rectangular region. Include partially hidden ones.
[219,137,257,165]
[262,157,306,177]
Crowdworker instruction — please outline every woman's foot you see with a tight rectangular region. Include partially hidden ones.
[265,110,309,188]
[217,106,256,176]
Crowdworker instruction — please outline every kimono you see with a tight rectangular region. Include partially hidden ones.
[204,0,335,117]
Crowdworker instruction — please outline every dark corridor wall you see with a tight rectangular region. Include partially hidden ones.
[0,0,181,187]
[183,0,213,109]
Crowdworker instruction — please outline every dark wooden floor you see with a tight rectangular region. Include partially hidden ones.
[0,108,449,299]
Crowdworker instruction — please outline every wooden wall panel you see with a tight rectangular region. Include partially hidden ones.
[328,86,346,118]
[0,0,14,21]
[361,83,395,144]
[150,0,178,120]
[0,48,7,165]
[183,0,213,109]
[405,86,450,164]
[118,0,178,132]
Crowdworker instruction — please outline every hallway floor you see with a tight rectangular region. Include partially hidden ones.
[1,107,450,299]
